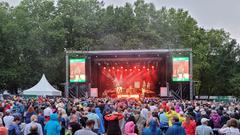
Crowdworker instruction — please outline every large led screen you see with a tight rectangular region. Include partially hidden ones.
[172,57,190,82]
[70,58,86,82]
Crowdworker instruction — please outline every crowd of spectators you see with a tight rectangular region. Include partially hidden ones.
[0,96,240,135]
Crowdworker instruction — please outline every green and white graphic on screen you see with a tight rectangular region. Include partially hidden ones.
[70,58,86,82]
[172,57,190,82]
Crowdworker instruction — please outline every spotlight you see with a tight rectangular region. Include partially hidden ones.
[129,69,132,71]
[125,69,128,71]
[143,66,145,69]
[121,66,123,69]
[147,68,150,71]
[152,66,154,69]
[108,69,111,72]
[117,69,120,72]
[112,67,115,70]
[103,67,106,70]
[134,66,137,69]
[138,69,141,71]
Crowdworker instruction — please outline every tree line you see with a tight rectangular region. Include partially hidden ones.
[0,0,239,96]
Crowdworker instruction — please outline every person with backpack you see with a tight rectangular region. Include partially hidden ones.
[8,116,21,135]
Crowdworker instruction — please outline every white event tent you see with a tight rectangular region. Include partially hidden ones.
[22,74,62,96]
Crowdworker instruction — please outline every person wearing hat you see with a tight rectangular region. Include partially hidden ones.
[195,118,213,135]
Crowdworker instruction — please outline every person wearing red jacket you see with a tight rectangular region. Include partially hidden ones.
[182,115,196,135]
[104,112,124,135]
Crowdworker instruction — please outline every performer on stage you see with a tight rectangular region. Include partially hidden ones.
[142,81,146,96]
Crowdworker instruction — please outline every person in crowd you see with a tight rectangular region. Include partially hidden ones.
[8,116,21,135]
[142,118,163,135]
[44,113,61,135]
[74,120,97,135]
[166,107,179,126]
[165,116,186,135]
[195,118,213,135]
[140,104,149,120]
[125,115,139,134]
[149,102,158,112]
[37,110,45,131]
[27,124,39,135]
[158,108,169,133]
[68,114,81,135]
[160,101,170,112]
[58,111,66,135]
[25,106,36,124]
[3,109,14,129]
[124,121,137,135]
[87,107,100,134]
[95,107,105,134]
[24,115,43,135]
[219,118,240,135]
[210,110,221,135]
[0,118,7,135]
[182,115,196,135]
[43,103,52,122]
[105,111,124,135]
[220,111,230,127]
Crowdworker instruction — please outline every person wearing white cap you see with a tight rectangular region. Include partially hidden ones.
[195,118,213,135]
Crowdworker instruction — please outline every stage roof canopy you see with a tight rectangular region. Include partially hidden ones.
[22,74,62,96]
[66,48,192,55]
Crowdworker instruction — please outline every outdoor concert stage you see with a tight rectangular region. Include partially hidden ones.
[65,49,193,100]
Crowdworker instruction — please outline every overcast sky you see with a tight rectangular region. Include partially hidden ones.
[2,0,240,43]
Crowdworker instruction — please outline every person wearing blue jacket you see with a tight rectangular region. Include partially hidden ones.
[8,116,21,135]
[44,113,61,135]
[142,119,163,135]
[166,116,186,135]
[95,107,105,134]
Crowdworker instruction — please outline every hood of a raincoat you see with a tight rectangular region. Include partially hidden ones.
[50,113,58,121]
